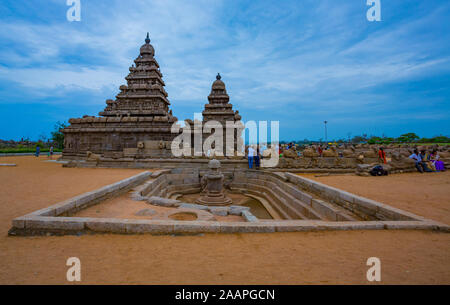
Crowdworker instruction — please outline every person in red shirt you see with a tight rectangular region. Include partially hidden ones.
[378,147,387,164]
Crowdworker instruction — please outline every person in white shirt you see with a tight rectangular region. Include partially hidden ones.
[247,145,256,169]
[409,149,424,173]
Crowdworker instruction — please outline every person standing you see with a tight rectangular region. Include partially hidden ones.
[378,147,387,164]
[35,145,40,157]
[255,147,261,169]
[248,145,255,169]
[49,146,54,160]
[318,145,323,157]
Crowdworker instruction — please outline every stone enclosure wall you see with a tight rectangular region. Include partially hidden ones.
[9,170,449,236]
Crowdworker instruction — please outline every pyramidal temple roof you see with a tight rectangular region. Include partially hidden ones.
[99,33,173,118]
[202,73,241,122]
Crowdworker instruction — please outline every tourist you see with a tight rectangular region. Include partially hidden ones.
[35,145,40,157]
[419,150,433,172]
[318,145,323,157]
[260,144,267,157]
[409,149,424,173]
[378,147,387,164]
[255,147,261,169]
[49,146,54,160]
[248,145,255,169]
[430,150,445,172]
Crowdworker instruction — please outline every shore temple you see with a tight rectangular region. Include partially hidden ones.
[62,33,242,160]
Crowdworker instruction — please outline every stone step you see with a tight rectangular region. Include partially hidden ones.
[232,187,292,220]
[243,179,325,220]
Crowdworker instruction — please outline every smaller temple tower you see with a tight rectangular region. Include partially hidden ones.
[201,74,243,156]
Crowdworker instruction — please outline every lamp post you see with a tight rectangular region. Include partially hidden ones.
[324,121,328,143]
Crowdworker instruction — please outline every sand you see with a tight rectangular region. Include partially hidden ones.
[0,156,449,284]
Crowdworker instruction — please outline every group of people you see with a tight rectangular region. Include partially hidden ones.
[35,145,54,159]
[409,149,446,173]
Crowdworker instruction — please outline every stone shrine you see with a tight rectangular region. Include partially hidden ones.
[196,159,233,206]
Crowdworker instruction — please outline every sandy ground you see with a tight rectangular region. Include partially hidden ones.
[301,172,450,225]
[0,156,449,284]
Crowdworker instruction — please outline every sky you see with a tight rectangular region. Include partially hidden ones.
[0,0,449,141]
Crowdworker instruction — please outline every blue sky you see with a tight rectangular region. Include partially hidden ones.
[0,0,449,141]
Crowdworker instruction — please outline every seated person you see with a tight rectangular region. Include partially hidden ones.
[419,150,433,172]
[430,150,445,172]
[409,149,425,173]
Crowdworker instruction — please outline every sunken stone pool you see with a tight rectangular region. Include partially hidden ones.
[9,160,450,236]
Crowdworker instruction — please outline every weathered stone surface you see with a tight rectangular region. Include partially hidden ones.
[381,221,434,230]
[173,221,221,233]
[85,218,128,233]
[53,200,77,216]
[229,205,250,215]
[179,203,209,210]
[11,216,31,229]
[126,220,175,234]
[209,206,229,216]
[242,210,258,222]
[28,206,57,217]
[147,196,181,207]
[25,217,85,231]
[220,223,275,233]
[134,208,157,216]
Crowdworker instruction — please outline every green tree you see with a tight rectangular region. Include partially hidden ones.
[397,133,419,143]
[431,136,450,143]
[51,121,67,149]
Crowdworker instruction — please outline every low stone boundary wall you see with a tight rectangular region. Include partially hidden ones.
[284,173,424,221]
[9,217,448,236]
[63,158,248,169]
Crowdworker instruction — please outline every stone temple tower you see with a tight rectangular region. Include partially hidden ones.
[99,33,172,118]
[62,33,179,159]
[201,74,243,156]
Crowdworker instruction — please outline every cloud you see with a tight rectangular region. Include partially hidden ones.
[0,0,449,140]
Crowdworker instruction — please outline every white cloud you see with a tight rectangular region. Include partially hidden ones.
[0,0,448,114]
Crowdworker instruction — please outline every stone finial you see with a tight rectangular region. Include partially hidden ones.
[145,32,150,44]
[208,159,221,169]
[216,73,221,80]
